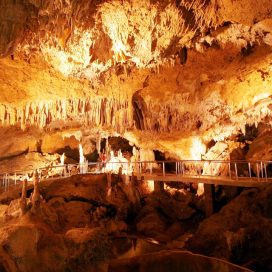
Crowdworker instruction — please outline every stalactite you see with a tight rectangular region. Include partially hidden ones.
[0,92,271,138]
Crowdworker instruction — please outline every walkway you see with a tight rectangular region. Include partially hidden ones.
[1,159,272,192]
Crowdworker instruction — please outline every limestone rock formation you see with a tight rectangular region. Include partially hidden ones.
[0,219,68,272]
[1,1,272,271]
[0,0,271,163]
[246,131,272,161]
[65,227,112,270]
[136,190,198,242]
[108,250,252,272]
[30,170,42,209]
[0,169,271,271]
[20,179,28,215]
[186,185,272,271]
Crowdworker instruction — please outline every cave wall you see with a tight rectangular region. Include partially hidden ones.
[0,0,272,163]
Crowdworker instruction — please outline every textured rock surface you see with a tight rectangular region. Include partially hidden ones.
[0,167,272,271]
[0,0,271,165]
[40,174,109,202]
[0,218,68,272]
[186,185,272,271]
[136,190,199,242]
[0,174,132,271]
[108,250,252,272]
[1,2,272,269]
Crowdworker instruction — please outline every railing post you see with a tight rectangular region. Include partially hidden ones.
[163,162,165,177]
[248,162,251,178]
[256,163,260,181]
[260,161,264,178]
[228,162,232,179]
[181,162,183,176]
[264,163,268,182]
[6,174,8,191]
[234,162,238,180]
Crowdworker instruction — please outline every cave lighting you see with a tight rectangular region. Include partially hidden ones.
[190,137,206,160]
[146,180,155,192]
[105,150,130,175]
[190,137,206,196]
[252,92,271,104]
[60,153,65,165]
[197,183,204,196]
[79,144,88,174]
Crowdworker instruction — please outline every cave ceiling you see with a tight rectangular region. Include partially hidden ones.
[0,0,272,160]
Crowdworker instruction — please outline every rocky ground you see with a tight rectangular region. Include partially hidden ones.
[0,172,270,271]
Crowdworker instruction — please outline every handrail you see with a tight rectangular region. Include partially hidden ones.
[1,159,272,192]
[1,159,272,174]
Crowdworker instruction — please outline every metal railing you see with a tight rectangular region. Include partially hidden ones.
[1,159,272,192]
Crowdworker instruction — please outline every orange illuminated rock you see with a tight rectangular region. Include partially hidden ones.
[0,0,271,172]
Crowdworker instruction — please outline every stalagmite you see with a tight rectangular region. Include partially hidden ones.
[60,153,65,165]
[96,135,101,154]
[31,171,42,210]
[79,144,88,173]
[20,179,28,215]
[197,183,204,196]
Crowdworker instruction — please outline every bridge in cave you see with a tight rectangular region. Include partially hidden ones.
[1,159,272,192]
[1,159,272,217]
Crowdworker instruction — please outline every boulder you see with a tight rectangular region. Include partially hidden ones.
[186,185,272,271]
[136,190,198,241]
[65,227,112,270]
[47,197,93,231]
[136,207,168,240]
[103,219,127,234]
[165,221,184,240]
[144,190,195,221]
[0,218,67,272]
[62,201,92,230]
[106,182,132,220]
[40,174,108,203]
